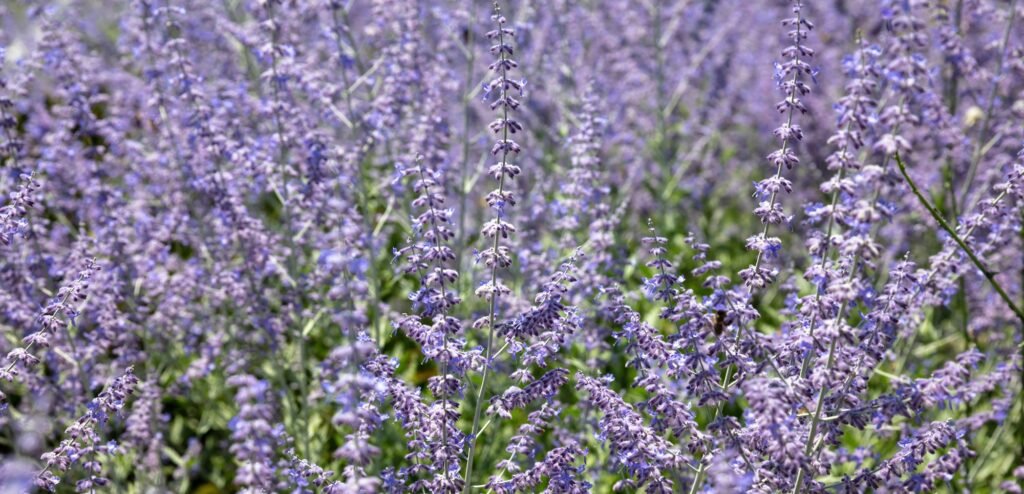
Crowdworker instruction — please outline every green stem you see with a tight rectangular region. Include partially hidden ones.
[792,327,840,493]
[800,91,905,378]
[797,118,852,380]
[456,29,476,298]
[653,1,670,175]
[896,153,1024,325]
[463,9,513,491]
[751,3,806,277]
[411,157,457,482]
[792,259,864,492]
[958,0,1017,207]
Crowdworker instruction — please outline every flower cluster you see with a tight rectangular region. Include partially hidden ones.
[37,368,139,491]
[740,0,814,289]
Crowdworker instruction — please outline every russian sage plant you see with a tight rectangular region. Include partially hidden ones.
[0,0,1022,493]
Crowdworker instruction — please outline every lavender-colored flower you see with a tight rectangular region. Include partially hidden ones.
[740,0,814,290]
[486,368,568,419]
[1,259,100,386]
[486,442,589,494]
[226,374,280,493]
[0,1,1021,492]
[576,373,683,492]
[37,368,139,492]
[475,1,524,303]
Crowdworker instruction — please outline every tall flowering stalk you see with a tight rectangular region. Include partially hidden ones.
[465,3,524,490]
[798,35,879,357]
[576,373,682,493]
[560,83,607,236]
[786,8,1019,487]
[226,374,280,493]
[1,259,100,387]
[740,0,814,290]
[36,367,138,491]
[0,173,39,247]
[790,36,884,493]
[846,0,929,367]
[393,152,470,491]
[0,48,29,223]
[255,0,298,198]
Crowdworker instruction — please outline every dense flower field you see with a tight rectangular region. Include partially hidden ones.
[1,0,1023,492]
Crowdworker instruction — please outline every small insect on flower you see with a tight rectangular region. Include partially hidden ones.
[712,309,728,336]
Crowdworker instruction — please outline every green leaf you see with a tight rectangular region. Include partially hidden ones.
[302,308,326,337]
[163,446,186,468]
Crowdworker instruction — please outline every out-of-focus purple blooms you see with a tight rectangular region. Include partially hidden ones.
[226,374,280,493]
[0,0,1020,492]
[0,173,38,246]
